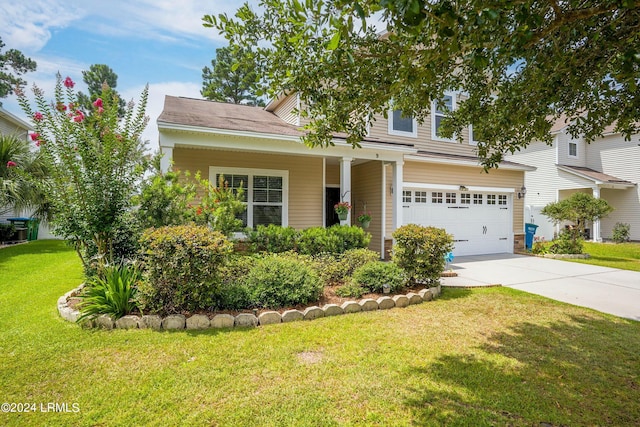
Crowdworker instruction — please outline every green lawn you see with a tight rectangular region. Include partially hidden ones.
[1,241,639,426]
[567,241,640,271]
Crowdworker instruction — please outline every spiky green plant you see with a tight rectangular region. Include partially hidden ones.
[77,263,141,322]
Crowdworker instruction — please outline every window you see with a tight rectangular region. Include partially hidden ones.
[568,142,577,157]
[415,191,428,203]
[498,195,507,205]
[211,167,288,228]
[431,192,443,204]
[446,192,457,204]
[432,94,456,141]
[469,124,479,146]
[460,193,471,204]
[389,109,417,137]
[473,194,483,205]
[402,190,412,203]
[487,194,496,205]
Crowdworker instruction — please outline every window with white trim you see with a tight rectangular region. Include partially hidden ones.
[473,194,483,204]
[446,192,457,204]
[498,195,507,205]
[431,192,443,204]
[432,94,456,142]
[487,194,496,205]
[460,193,471,204]
[469,124,479,146]
[402,190,412,203]
[212,167,288,228]
[389,109,417,137]
[568,142,578,157]
[415,191,428,203]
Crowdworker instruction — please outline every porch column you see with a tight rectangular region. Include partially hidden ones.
[340,157,353,223]
[592,186,602,242]
[392,160,404,232]
[159,145,174,174]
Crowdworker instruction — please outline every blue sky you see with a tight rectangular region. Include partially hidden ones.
[0,0,255,149]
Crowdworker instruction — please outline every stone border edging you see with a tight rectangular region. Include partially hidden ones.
[57,284,442,330]
[540,253,591,259]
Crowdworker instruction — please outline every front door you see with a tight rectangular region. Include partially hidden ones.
[326,187,341,227]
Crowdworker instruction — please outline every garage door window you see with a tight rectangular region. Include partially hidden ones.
[498,195,507,205]
[473,194,483,204]
[414,191,427,203]
[460,193,471,204]
[403,191,412,203]
[431,192,443,204]
[446,192,456,204]
[487,194,496,205]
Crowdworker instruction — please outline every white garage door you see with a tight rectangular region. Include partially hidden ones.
[402,189,512,256]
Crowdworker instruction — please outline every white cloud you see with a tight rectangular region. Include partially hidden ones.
[120,81,202,152]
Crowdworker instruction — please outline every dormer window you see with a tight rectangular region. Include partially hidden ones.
[432,94,456,142]
[568,142,578,157]
[388,109,417,138]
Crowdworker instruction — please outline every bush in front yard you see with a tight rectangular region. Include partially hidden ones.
[243,254,322,309]
[351,261,406,294]
[612,222,631,243]
[328,224,371,253]
[392,224,453,286]
[247,224,299,253]
[317,248,380,285]
[549,229,584,254]
[138,225,233,314]
[297,226,341,255]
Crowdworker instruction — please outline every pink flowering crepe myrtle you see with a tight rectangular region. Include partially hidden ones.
[63,76,75,88]
[6,161,17,168]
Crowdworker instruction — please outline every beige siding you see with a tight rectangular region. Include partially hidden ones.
[0,117,28,139]
[401,161,526,232]
[173,147,323,229]
[325,164,340,186]
[273,94,299,126]
[352,161,384,255]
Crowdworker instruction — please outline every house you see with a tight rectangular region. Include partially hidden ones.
[157,93,534,257]
[505,120,639,242]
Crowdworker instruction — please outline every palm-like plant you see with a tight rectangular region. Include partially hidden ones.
[0,134,51,220]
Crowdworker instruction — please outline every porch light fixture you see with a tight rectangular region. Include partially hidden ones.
[517,186,527,199]
[459,185,468,191]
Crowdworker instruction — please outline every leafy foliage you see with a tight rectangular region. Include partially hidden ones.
[242,253,323,309]
[392,224,453,285]
[16,73,149,270]
[247,224,299,253]
[317,248,380,285]
[541,192,613,238]
[329,224,372,252]
[297,225,371,255]
[206,1,640,168]
[201,46,265,106]
[0,223,15,241]
[0,134,51,220]
[188,173,247,236]
[77,263,141,322]
[549,229,584,255]
[76,64,126,116]
[137,225,233,314]
[352,261,407,294]
[335,281,367,298]
[0,37,36,102]
[612,222,631,244]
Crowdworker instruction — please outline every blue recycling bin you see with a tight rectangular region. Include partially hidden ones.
[525,223,539,250]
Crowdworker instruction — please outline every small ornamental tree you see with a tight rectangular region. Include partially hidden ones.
[17,73,149,269]
[187,173,246,236]
[541,192,614,238]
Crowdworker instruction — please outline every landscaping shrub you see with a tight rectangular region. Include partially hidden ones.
[0,223,15,242]
[297,226,341,255]
[247,224,299,253]
[317,248,380,285]
[352,261,406,293]
[548,229,584,254]
[392,224,453,286]
[137,225,233,314]
[612,222,631,243]
[335,281,367,298]
[77,263,141,321]
[243,253,322,309]
[328,224,371,252]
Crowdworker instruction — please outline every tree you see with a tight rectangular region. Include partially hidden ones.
[0,37,37,104]
[541,192,614,236]
[205,1,640,168]
[201,46,265,106]
[0,134,50,220]
[76,64,125,116]
[16,73,149,270]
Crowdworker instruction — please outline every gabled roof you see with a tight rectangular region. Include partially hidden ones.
[0,106,32,132]
[158,96,304,137]
[557,164,635,188]
[407,150,536,171]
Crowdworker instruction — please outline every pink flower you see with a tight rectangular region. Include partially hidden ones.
[63,76,75,88]
[72,110,85,123]
[97,106,104,114]
[30,132,40,141]
[93,98,103,108]
[6,161,17,168]
[33,112,43,121]
[35,140,42,147]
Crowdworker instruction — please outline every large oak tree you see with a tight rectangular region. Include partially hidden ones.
[205,0,640,167]
[0,37,37,105]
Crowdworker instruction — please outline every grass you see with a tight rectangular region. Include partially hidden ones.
[1,240,640,426]
[566,241,640,271]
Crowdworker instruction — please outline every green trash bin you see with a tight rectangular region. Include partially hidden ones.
[27,219,40,241]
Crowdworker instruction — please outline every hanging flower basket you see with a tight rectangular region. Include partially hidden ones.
[334,202,351,221]
[337,211,348,221]
[357,211,371,228]
[359,220,370,229]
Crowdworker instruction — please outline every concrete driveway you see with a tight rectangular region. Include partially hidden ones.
[441,254,640,321]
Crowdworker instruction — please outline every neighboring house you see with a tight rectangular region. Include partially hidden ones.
[158,93,534,257]
[505,120,639,242]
